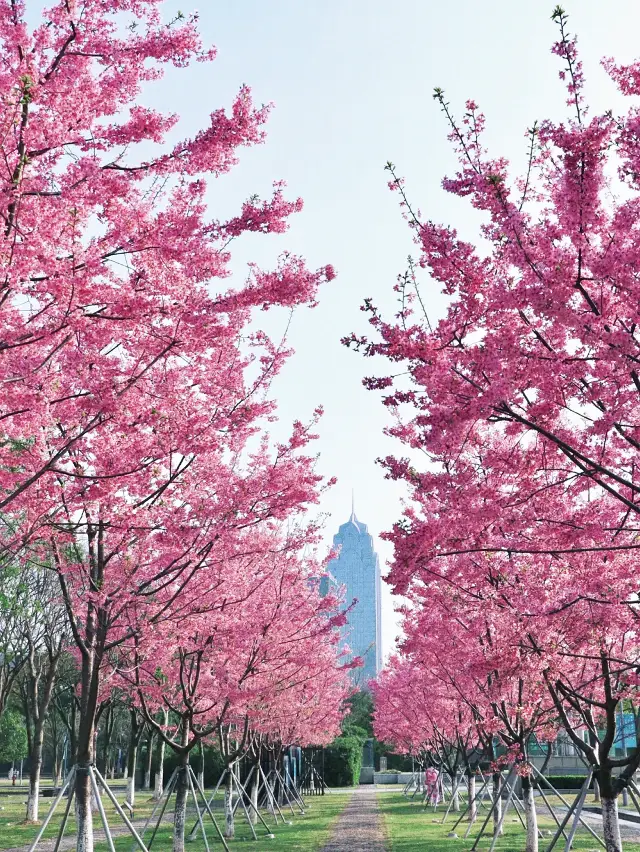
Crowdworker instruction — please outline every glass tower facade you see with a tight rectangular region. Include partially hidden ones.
[325,508,383,687]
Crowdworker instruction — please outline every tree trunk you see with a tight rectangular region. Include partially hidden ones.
[53,749,61,787]
[75,766,93,852]
[26,719,46,822]
[153,709,168,801]
[224,768,235,839]
[172,721,191,852]
[100,704,112,777]
[522,774,538,852]
[172,761,189,852]
[250,767,259,826]
[74,648,101,852]
[492,772,503,836]
[601,797,623,852]
[594,778,601,802]
[198,741,205,791]
[467,773,477,823]
[144,730,154,790]
[596,766,622,852]
[126,710,140,807]
[452,775,460,811]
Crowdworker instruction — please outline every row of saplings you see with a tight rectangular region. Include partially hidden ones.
[31,728,329,852]
[386,732,638,852]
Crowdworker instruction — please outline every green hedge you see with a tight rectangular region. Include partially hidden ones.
[538,774,593,790]
[323,736,363,787]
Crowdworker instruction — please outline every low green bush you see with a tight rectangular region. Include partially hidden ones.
[323,735,363,787]
[538,774,593,790]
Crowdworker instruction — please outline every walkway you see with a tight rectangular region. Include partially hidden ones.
[321,786,387,852]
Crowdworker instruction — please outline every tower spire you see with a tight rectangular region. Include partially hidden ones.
[351,488,356,521]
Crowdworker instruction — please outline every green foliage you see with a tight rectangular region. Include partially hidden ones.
[538,774,593,790]
[0,710,28,763]
[323,735,363,787]
[341,690,412,772]
[320,689,375,786]
[341,690,374,739]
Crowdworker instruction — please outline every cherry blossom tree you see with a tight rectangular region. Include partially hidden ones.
[0,2,337,850]
[350,8,640,850]
[113,534,349,851]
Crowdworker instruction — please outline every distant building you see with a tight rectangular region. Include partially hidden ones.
[324,504,383,687]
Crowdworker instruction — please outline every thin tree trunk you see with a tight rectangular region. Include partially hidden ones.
[522,774,538,852]
[198,741,205,791]
[172,763,189,852]
[26,721,46,822]
[172,725,190,852]
[75,737,95,852]
[144,730,153,790]
[452,774,460,811]
[467,773,477,823]
[100,704,112,777]
[24,632,61,823]
[153,709,168,801]
[224,767,235,839]
[53,749,61,787]
[75,652,99,852]
[492,772,503,836]
[250,767,259,826]
[126,710,140,807]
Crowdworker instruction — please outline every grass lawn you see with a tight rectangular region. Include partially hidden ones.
[0,788,350,851]
[0,790,159,850]
[377,789,640,852]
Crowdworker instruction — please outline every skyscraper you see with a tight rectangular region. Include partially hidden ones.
[325,503,383,687]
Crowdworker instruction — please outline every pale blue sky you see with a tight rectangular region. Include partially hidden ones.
[31,0,640,657]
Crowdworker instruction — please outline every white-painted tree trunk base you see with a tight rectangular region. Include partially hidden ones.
[75,788,94,852]
[602,797,623,852]
[126,777,135,809]
[493,776,503,836]
[224,783,235,839]
[153,769,164,801]
[468,775,477,823]
[523,781,538,852]
[250,779,259,826]
[172,772,188,852]
[26,778,39,822]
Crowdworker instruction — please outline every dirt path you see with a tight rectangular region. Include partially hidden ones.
[320,787,387,852]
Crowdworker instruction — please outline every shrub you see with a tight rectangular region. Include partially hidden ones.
[323,736,363,787]
[537,774,593,790]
